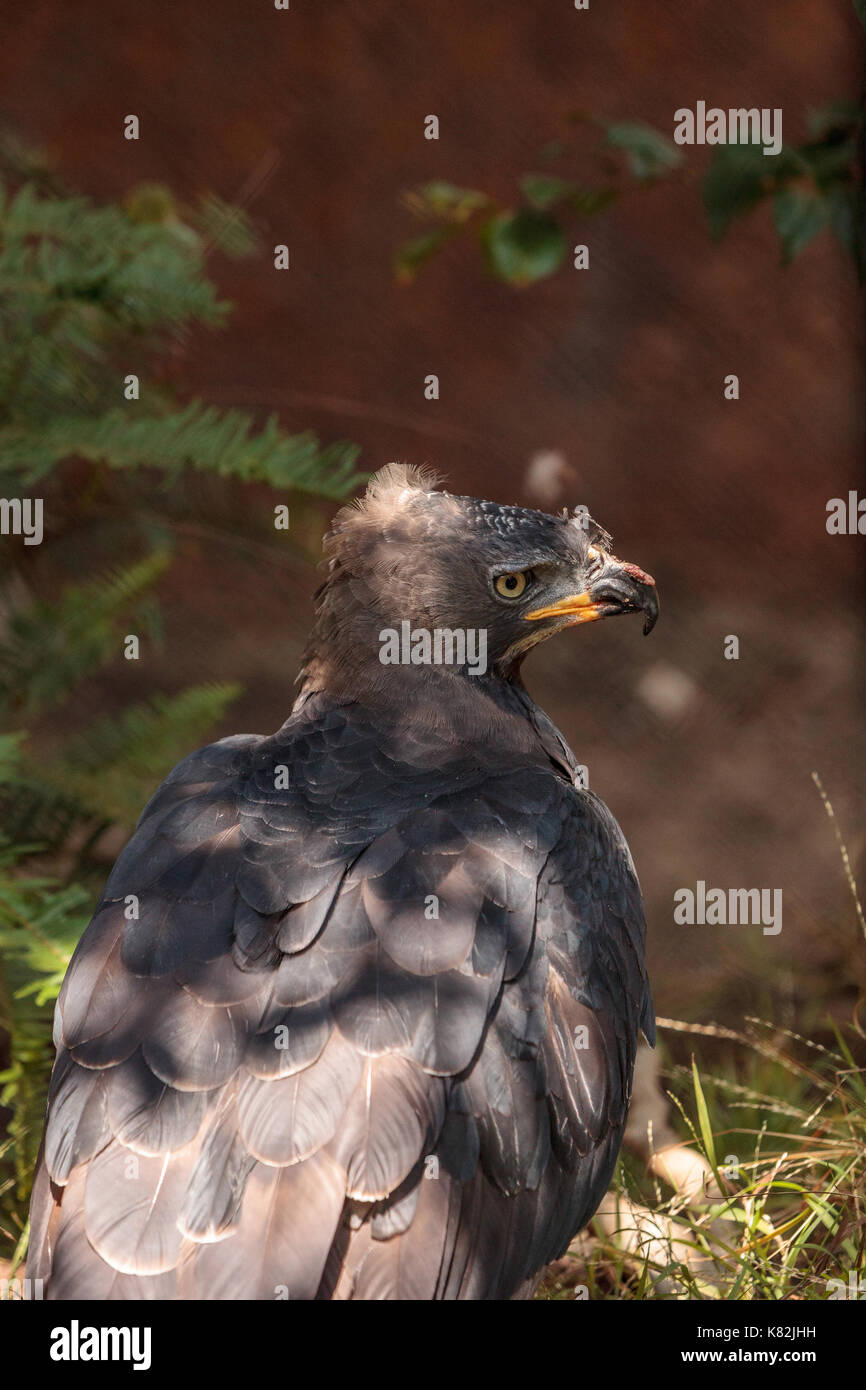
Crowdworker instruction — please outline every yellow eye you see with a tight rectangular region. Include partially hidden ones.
[494,571,529,599]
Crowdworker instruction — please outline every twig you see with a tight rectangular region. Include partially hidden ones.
[811,771,866,950]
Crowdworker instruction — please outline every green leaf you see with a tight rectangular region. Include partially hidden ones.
[703,143,798,238]
[569,187,620,215]
[394,227,454,283]
[520,175,619,217]
[854,0,866,34]
[520,175,579,211]
[404,182,489,223]
[481,209,567,285]
[691,1057,718,1174]
[603,121,682,181]
[773,187,830,263]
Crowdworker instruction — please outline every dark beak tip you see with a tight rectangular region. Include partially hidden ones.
[642,592,660,636]
[586,558,659,635]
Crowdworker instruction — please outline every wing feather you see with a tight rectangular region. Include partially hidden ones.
[29,704,652,1301]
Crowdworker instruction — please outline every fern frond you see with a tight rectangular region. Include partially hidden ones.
[0,403,364,494]
[0,551,170,716]
[0,735,82,848]
[0,843,92,1209]
[0,179,225,330]
[52,682,242,828]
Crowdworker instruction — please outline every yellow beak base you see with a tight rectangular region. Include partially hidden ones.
[524,592,603,624]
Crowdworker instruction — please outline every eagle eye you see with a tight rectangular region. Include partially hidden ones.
[494,570,531,600]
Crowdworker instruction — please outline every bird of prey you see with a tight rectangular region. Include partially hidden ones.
[29,464,658,1300]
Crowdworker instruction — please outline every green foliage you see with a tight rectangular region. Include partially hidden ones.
[0,560,243,838]
[401,181,491,223]
[538,1020,866,1301]
[702,101,865,275]
[54,683,241,828]
[0,843,91,1220]
[540,785,866,1302]
[394,183,491,282]
[666,1022,866,1300]
[702,142,793,238]
[395,117,680,286]
[0,174,363,493]
[0,402,361,494]
[0,178,224,341]
[395,227,457,283]
[0,554,169,718]
[602,120,683,181]
[520,174,618,215]
[481,209,568,286]
[398,98,865,286]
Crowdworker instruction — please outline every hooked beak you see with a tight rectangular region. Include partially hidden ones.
[524,552,659,635]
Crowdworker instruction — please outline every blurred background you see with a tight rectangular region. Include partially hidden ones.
[0,0,863,1290]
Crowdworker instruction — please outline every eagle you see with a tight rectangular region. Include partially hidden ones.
[28,464,658,1300]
